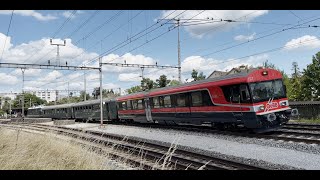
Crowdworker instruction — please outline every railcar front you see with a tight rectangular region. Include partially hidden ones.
[216,68,298,132]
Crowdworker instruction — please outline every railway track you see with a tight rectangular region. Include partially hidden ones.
[102,121,320,145]
[283,123,320,132]
[0,123,266,170]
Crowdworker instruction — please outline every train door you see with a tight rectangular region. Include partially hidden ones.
[144,98,153,122]
[229,85,243,120]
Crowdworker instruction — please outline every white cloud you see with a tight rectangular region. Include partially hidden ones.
[117,54,267,83]
[118,73,141,82]
[182,54,266,74]
[13,69,42,77]
[234,33,256,41]
[0,33,98,66]
[0,10,57,21]
[0,33,13,52]
[98,53,156,73]
[284,35,320,51]
[61,10,83,19]
[0,73,19,85]
[159,10,268,38]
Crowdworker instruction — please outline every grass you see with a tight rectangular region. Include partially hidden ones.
[0,126,187,170]
[289,118,320,124]
[0,127,131,170]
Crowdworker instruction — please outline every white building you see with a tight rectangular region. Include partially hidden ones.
[26,90,57,103]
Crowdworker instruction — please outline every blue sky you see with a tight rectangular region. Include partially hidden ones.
[0,10,320,96]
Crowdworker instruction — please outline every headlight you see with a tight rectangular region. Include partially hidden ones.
[280,102,287,106]
[259,105,265,110]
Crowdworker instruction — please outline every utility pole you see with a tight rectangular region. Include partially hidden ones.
[21,68,26,119]
[99,57,103,127]
[140,67,145,80]
[67,81,70,104]
[84,72,87,101]
[177,19,181,83]
[50,39,66,66]
[9,100,11,118]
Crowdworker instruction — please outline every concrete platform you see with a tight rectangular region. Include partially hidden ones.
[53,120,75,125]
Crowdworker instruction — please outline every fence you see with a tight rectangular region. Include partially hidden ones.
[289,101,320,119]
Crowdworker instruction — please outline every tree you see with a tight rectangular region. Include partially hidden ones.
[102,89,120,98]
[92,87,100,99]
[168,79,181,86]
[191,69,206,81]
[80,91,90,101]
[13,93,46,109]
[289,62,303,101]
[126,86,141,94]
[141,78,156,90]
[156,75,171,88]
[301,52,320,100]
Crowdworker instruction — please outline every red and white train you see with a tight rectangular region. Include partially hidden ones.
[116,68,298,132]
[28,68,298,133]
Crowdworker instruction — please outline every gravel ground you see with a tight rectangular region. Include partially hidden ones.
[40,121,320,170]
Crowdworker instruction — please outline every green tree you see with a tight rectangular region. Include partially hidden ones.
[13,93,46,109]
[102,89,120,98]
[92,87,100,99]
[126,86,141,94]
[301,52,320,100]
[168,79,181,86]
[191,69,206,81]
[79,91,90,101]
[156,75,171,88]
[141,78,156,90]
[289,62,302,101]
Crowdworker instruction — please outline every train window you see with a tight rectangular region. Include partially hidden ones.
[202,90,214,106]
[177,94,186,107]
[191,91,202,107]
[163,95,171,108]
[132,100,138,109]
[122,101,127,110]
[159,96,164,107]
[240,84,251,103]
[222,84,251,103]
[127,100,132,110]
[137,99,144,109]
[153,97,160,108]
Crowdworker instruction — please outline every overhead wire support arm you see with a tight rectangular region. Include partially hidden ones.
[0,62,100,70]
[100,62,180,69]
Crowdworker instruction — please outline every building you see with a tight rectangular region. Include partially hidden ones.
[207,65,254,79]
[207,71,228,79]
[26,90,57,103]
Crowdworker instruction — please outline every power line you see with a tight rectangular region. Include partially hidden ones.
[34,10,186,89]
[288,10,303,21]
[0,10,14,63]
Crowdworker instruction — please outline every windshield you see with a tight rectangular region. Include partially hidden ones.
[249,79,286,103]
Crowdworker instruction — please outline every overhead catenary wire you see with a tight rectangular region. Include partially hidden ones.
[0,10,14,63]
[33,10,185,89]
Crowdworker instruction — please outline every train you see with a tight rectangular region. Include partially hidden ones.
[27,68,298,133]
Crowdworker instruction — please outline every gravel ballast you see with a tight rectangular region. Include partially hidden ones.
[41,122,320,170]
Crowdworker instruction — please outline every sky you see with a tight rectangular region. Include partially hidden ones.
[0,10,320,96]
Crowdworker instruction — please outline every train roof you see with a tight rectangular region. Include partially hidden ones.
[41,98,116,110]
[72,98,115,107]
[117,68,282,101]
[42,103,75,110]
